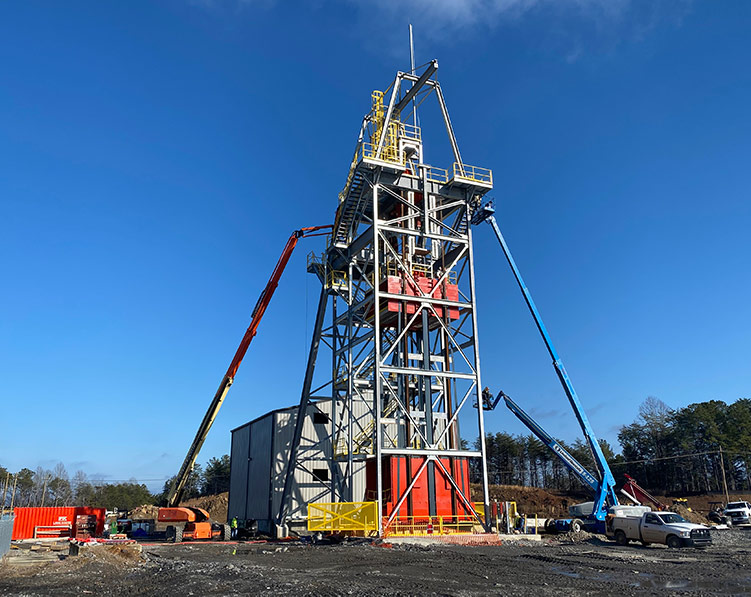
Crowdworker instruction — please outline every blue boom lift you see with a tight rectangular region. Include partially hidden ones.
[472,201,619,532]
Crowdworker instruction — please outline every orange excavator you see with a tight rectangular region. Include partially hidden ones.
[161,226,332,542]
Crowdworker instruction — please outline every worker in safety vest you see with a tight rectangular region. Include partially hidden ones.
[230,517,238,539]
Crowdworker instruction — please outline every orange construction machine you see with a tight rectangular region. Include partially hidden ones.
[157,226,330,541]
[158,507,230,543]
[165,226,332,511]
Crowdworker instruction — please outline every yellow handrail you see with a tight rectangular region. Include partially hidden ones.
[452,162,493,185]
[426,167,449,184]
[383,513,483,536]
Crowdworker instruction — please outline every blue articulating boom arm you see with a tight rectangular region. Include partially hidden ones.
[472,201,618,520]
[503,392,600,494]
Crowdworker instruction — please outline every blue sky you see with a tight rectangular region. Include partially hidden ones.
[1,1,749,490]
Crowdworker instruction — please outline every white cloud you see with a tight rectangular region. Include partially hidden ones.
[363,0,632,30]
[351,0,692,62]
[187,0,692,63]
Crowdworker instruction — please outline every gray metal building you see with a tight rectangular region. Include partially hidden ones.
[228,400,369,535]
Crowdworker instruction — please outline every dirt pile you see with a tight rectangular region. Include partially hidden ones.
[126,493,229,522]
[473,484,585,517]
[475,485,748,521]
[180,492,229,522]
[666,493,751,514]
[669,503,709,525]
[77,544,145,567]
[129,504,160,520]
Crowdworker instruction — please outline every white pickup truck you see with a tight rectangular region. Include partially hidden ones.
[723,501,751,525]
[606,506,712,548]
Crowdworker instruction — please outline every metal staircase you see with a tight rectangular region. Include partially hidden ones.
[333,168,368,248]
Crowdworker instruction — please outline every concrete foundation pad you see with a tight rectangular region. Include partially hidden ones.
[383,533,541,546]
[497,533,542,542]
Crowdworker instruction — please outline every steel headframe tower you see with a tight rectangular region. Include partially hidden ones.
[278,60,494,536]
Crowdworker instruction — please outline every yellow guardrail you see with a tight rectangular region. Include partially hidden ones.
[426,166,449,184]
[383,503,486,536]
[384,515,482,536]
[307,252,347,290]
[362,140,403,166]
[308,502,378,534]
[307,251,322,271]
[338,151,360,202]
[452,163,493,186]
[382,262,457,285]
[399,122,421,142]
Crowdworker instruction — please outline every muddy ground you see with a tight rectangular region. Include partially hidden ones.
[1,529,750,596]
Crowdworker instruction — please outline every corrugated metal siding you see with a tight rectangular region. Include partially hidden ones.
[247,413,273,522]
[274,401,370,522]
[295,400,336,519]
[230,400,376,530]
[270,409,296,521]
[0,516,13,559]
[228,423,250,522]
[348,460,368,502]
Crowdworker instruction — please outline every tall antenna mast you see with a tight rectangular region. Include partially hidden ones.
[409,24,418,126]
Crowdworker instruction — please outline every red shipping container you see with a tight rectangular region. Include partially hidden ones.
[11,507,106,540]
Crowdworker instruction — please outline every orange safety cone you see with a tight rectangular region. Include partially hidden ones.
[427,520,433,535]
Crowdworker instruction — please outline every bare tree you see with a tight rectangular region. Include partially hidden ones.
[49,463,73,506]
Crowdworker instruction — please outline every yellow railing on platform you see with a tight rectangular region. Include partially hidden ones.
[426,166,449,184]
[307,251,322,271]
[307,252,347,290]
[452,163,493,185]
[399,122,421,142]
[362,140,404,166]
[382,262,457,285]
[383,514,482,536]
[308,502,378,534]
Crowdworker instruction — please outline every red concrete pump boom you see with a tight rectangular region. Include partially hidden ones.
[167,225,332,507]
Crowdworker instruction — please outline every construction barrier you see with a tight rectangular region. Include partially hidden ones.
[307,502,378,535]
[0,515,13,559]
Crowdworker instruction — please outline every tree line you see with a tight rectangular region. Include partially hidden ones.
[476,396,751,496]
[617,397,751,495]
[0,455,231,511]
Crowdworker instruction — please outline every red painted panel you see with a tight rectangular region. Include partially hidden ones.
[435,458,453,516]
[385,276,401,313]
[408,457,429,518]
[377,275,459,325]
[445,283,459,319]
[366,455,472,521]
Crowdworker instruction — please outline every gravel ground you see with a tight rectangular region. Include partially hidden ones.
[1,528,750,596]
